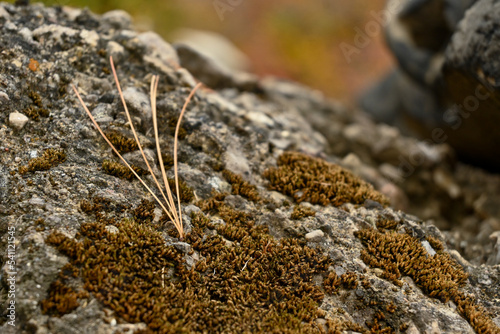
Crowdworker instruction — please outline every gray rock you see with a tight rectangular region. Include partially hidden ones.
[0,2,499,334]
[121,87,151,122]
[443,0,500,169]
[102,9,133,30]
[137,31,180,69]
[175,43,259,91]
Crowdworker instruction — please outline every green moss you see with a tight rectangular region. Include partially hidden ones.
[18,148,66,175]
[263,152,389,207]
[355,223,500,334]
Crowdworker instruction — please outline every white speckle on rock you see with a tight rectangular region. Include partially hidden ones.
[224,147,250,178]
[33,24,78,45]
[207,176,231,193]
[5,21,17,31]
[9,112,29,130]
[106,41,125,62]
[62,7,82,21]
[18,27,33,43]
[91,103,114,124]
[80,29,100,47]
[421,240,436,257]
[12,59,22,68]
[105,225,119,235]
[305,230,324,242]
[244,111,274,127]
[29,196,45,207]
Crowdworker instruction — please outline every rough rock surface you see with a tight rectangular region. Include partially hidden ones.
[0,2,499,334]
[443,0,500,169]
[361,0,500,170]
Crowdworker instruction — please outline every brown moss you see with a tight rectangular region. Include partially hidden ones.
[40,280,88,316]
[104,130,138,154]
[340,272,358,290]
[132,199,156,224]
[426,236,444,252]
[102,159,147,180]
[18,148,66,175]
[355,223,500,334]
[35,218,46,232]
[46,193,365,333]
[161,152,174,169]
[222,169,261,202]
[79,196,128,225]
[29,90,43,107]
[199,192,228,212]
[291,205,316,220]
[366,311,394,334]
[376,218,399,231]
[167,116,187,140]
[23,105,49,121]
[263,152,389,207]
[23,90,49,121]
[324,271,341,294]
[167,178,194,203]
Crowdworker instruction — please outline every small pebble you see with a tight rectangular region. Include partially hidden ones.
[305,230,324,242]
[9,112,29,130]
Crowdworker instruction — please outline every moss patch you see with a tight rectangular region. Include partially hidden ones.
[291,205,316,220]
[18,148,66,175]
[355,223,500,334]
[263,152,389,206]
[23,90,49,121]
[222,169,261,202]
[102,159,147,180]
[104,130,138,154]
[40,280,88,316]
[45,193,363,333]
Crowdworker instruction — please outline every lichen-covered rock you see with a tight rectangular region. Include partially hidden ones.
[0,2,499,334]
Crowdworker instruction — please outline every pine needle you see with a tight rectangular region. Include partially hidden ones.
[72,56,202,239]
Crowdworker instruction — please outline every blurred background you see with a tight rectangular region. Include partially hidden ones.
[18,0,393,103]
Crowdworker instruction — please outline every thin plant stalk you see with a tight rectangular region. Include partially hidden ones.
[173,83,202,236]
[72,57,202,239]
[109,58,179,224]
